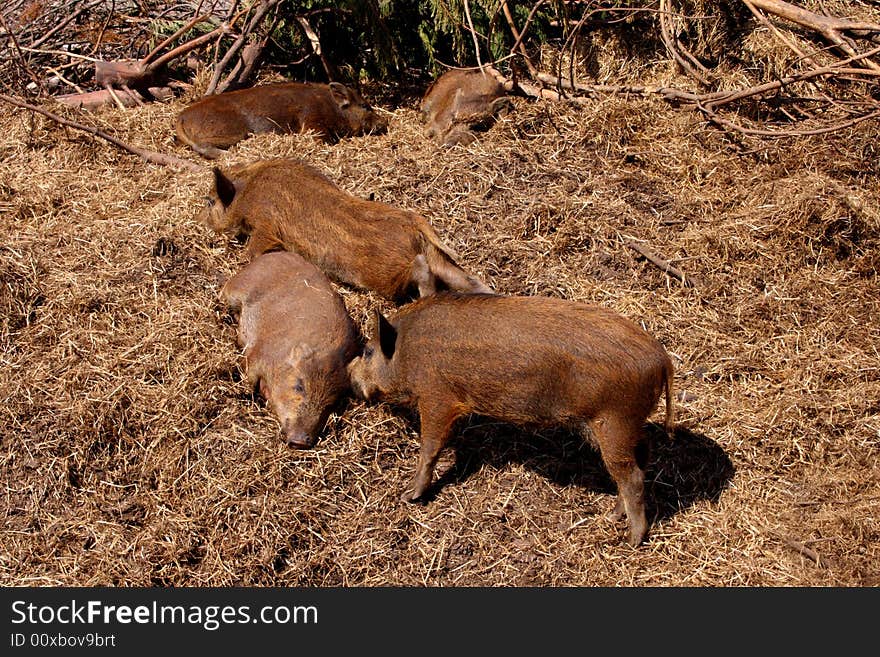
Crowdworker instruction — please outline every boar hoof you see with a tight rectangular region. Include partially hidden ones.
[626,527,647,548]
[608,497,626,522]
[400,488,424,504]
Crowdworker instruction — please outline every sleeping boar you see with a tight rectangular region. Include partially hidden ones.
[420,68,513,146]
[347,293,675,547]
[201,158,491,301]
[176,81,388,159]
[222,251,358,448]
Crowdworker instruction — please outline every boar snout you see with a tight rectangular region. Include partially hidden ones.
[364,111,389,135]
[282,423,316,449]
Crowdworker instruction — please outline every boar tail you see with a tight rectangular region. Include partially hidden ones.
[663,358,675,438]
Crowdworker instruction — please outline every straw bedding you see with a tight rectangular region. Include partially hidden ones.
[0,66,878,586]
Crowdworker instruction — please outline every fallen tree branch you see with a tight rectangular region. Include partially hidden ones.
[699,103,880,137]
[26,0,106,50]
[488,66,589,104]
[0,92,203,172]
[626,239,694,287]
[782,537,825,566]
[55,86,174,111]
[749,0,880,70]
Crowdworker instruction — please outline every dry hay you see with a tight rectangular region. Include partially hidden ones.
[0,73,878,586]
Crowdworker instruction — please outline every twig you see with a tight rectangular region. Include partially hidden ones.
[0,11,43,90]
[47,66,84,94]
[296,15,336,80]
[146,20,234,72]
[27,0,106,50]
[88,0,116,58]
[487,66,589,104]
[142,11,215,65]
[207,0,280,95]
[749,0,880,70]
[783,538,825,566]
[625,239,694,287]
[659,0,710,86]
[500,0,538,77]
[700,104,880,137]
[742,0,816,67]
[507,0,547,63]
[0,92,203,172]
[462,0,484,71]
[103,84,127,110]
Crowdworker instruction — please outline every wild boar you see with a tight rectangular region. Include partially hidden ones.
[201,158,492,301]
[222,251,359,448]
[176,81,388,159]
[420,68,513,146]
[348,293,675,547]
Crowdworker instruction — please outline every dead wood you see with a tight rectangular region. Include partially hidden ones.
[783,538,825,566]
[626,239,694,288]
[496,1,880,139]
[501,0,539,78]
[0,92,202,172]
[296,15,338,81]
[658,0,710,87]
[749,0,880,70]
[55,86,175,111]
[206,0,282,95]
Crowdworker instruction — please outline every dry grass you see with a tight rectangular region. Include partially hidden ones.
[1,64,879,586]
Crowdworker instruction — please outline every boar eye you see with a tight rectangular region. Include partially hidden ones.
[204,195,215,207]
[364,346,374,358]
[293,380,305,394]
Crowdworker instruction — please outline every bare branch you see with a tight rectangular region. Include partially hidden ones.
[626,239,694,288]
[658,0,710,86]
[0,92,203,172]
[296,15,337,81]
[501,0,538,78]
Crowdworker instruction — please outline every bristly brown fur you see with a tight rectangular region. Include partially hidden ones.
[420,69,513,146]
[222,251,359,447]
[349,293,675,547]
[176,81,388,159]
[199,158,491,301]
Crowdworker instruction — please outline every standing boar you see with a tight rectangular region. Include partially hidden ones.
[176,81,388,159]
[201,158,491,301]
[420,68,513,146]
[348,293,675,547]
[222,251,358,448]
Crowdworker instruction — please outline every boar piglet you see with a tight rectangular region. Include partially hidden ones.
[222,251,358,447]
[348,293,675,547]
[176,81,388,159]
[201,158,491,302]
[420,69,513,146]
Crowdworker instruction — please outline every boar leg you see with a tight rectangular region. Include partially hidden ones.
[403,400,459,502]
[244,230,284,260]
[428,257,492,295]
[192,143,227,160]
[411,254,437,297]
[590,417,648,547]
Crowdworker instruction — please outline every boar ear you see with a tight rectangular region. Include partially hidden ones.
[374,310,397,360]
[328,82,351,108]
[213,167,236,208]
